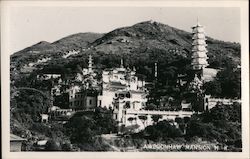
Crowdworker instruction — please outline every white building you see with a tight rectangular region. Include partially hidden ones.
[98,59,147,109]
[113,93,194,131]
[204,95,241,110]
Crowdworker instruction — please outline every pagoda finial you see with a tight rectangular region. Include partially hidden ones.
[196,17,201,27]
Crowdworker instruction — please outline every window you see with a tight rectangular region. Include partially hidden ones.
[119,93,124,99]
[89,99,92,105]
[125,102,130,109]
[99,100,102,106]
[126,93,131,98]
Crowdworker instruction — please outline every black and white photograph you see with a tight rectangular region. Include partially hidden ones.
[1,0,249,159]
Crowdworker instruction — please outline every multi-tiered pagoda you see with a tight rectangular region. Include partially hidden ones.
[88,54,93,74]
[191,21,209,75]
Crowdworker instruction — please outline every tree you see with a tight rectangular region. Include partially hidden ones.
[65,107,118,145]
[151,115,162,124]
[45,139,61,151]
[188,74,204,112]
[61,142,72,151]
[145,103,157,110]
[204,80,222,97]
[138,120,183,141]
[183,117,190,123]
[175,117,183,124]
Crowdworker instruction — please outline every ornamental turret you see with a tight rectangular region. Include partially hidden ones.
[191,21,208,71]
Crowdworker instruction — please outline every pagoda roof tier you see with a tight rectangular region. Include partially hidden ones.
[192,39,207,45]
[191,59,209,65]
[192,34,206,39]
[192,42,207,46]
[192,28,205,34]
[192,65,207,70]
[191,53,208,59]
[192,48,208,52]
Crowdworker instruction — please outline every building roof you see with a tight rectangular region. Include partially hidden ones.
[10,134,26,141]
[203,68,219,82]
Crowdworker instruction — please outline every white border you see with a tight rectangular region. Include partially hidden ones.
[1,1,249,159]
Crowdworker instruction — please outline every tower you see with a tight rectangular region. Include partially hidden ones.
[88,54,93,74]
[189,20,209,112]
[191,20,208,76]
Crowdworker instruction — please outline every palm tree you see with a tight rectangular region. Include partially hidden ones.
[151,114,162,124]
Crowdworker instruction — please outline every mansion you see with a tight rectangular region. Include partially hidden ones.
[97,59,147,109]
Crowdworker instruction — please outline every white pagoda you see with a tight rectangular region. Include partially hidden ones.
[88,54,93,74]
[191,21,208,72]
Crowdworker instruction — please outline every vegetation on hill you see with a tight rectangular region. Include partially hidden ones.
[131,102,241,151]
[64,107,117,151]
[204,58,241,98]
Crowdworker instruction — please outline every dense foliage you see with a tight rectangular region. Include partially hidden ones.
[204,58,241,99]
[132,102,241,151]
[64,107,117,150]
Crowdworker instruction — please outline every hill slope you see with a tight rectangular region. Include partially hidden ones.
[11,20,240,73]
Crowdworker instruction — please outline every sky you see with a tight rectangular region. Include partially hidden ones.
[7,6,240,54]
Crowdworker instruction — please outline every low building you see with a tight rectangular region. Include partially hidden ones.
[10,134,26,152]
[113,91,193,131]
[204,95,241,110]
[53,93,70,109]
[49,107,75,121]
[202,68,219,82]
[68,85,98,110]
[41,114,49,123]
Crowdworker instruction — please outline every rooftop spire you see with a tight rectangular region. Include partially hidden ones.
[120,59,124,68]
[154,62,158,79]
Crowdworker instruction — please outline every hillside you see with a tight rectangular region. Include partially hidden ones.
[10,32,104,70]
[10,20,240,80]
[11,20,240,73]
